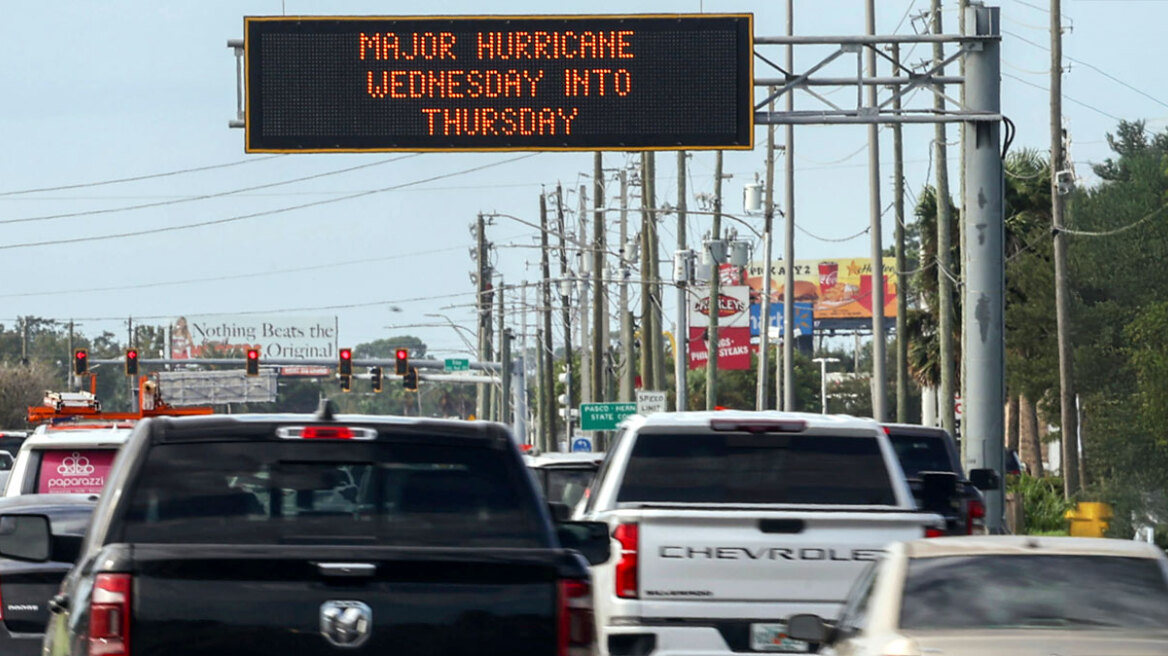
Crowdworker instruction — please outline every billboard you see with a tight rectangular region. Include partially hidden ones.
[170,315,338,360]
[745,258,898,322]
[244,14,753,152]
[688,285,751,370]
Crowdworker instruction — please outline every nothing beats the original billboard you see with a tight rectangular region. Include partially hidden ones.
[244,14,753,152]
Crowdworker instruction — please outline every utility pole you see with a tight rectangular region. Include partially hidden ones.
[639,154,656,392]
[619,169,635,402]
[963,3,1005,531]
[676,151,690,411]
[1051,0,1080,496]
[756,92,775,410]
[501,327,512,426]
[495,278,506,421]
[578,185,591,406]
[866,0,887,421]
[893,43,909,424]
[647,152,666,393]
[539,193,557,447]
[783,0,797,411]
[934,0,957,439]
[555,184,574,441]
[707,151,723,410]
[475,213,490,421]
[67,320,74,389]
[592,153,606,406]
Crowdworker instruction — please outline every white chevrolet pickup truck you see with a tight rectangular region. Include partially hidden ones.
[575,411,948,656]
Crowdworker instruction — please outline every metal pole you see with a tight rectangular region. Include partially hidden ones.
[757,91,775,410]
[619,169,635,402]
[707,151,723,410]
[893,43,909,424]
[501,327,512,427]
[536,327,547,449]
[647,153,666,393]
[676,151,690,411]
[640,155,653,393]
[578,186,591,406]
[539,194,557,446]
[935,0,958,439]
[864,0,887,421]
[783,0,797,411]
[67,320,74,390]
[475,213,488,420]
[495,278,505,422]
[963,4,1005,531]
[592,153,606,406]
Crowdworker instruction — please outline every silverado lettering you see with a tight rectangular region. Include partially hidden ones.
[659,546,883,561]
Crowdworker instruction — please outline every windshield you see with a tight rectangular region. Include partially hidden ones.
[888,434,953,479]
[617,433,896,505]
[900,554,1168,630]
[120,440,546,548]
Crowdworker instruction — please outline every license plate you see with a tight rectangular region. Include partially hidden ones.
[749,623,811,653]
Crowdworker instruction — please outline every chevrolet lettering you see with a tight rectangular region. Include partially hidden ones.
[659,546,884,561]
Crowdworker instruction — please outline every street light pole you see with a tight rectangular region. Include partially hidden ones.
[812,357,840,414]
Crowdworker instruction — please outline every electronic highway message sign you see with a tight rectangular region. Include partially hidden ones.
[244,15,753,152]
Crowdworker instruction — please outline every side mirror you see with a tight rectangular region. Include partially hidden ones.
[548,501,572,522]
[786,614,830,644]
[556,521,611,566]
[920,471,960,514]
[0,514,51,562]
[969,468,1000,491]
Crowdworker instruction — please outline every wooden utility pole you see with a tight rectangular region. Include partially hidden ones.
[1051,0,1080,495]
[539,193,557,447]
[707,151,723,410]
[555,184,574,440]
[933,0,957,437]
[639,154,654,392]
[893,43,909,423]
[619,169,635,402]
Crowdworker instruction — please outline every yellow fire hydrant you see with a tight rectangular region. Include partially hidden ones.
[1064,502,1114,538]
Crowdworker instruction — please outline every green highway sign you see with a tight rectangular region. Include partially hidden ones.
[444,358,470,372]
[580,402,638,431]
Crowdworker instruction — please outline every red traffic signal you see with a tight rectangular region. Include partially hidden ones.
[395,348,409,375]
[246,348,260,376]
[338,348,353,376]
[125,349,139,376]
[73,348,89,376]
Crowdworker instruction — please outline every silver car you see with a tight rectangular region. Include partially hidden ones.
[788,535,1168,656]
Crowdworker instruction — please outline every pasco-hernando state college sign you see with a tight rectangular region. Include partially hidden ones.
[244,14,753,152]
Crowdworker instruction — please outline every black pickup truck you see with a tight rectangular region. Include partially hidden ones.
[0,407,608,656]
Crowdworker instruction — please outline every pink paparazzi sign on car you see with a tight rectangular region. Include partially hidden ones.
[37,450,117,494]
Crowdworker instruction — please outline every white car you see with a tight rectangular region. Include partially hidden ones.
[3,423,133,497]
[786,535,1168,656]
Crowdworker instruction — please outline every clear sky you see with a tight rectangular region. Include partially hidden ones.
[1,0,1164,360]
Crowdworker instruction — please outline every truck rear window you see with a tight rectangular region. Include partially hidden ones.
[887,434,953,479]
[617,433,896,505]
[120,440,546,547]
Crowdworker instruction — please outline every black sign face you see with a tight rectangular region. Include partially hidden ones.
[244,15,753,152]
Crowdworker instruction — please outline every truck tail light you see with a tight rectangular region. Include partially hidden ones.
[558,579,593,656]
[924,527,945,538]
[613,522,639,599]
[89,573,131,656]
[966,498,986,535]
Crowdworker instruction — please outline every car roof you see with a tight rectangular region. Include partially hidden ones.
[525,452,605,467]
[21,425,133,448]
[628,410,883,432]
[902,535,1167,559]
[0,492,99,511]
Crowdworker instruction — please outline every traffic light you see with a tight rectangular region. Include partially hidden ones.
[73,348,88,376]
[338,348,353,377]
[402,367,418,392]
[370,366,383,393]
[246,348,260,376]
[395,348,409,376]
[339,374,352,392]
[125,349,139,376]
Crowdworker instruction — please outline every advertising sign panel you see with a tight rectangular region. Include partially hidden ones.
[37,450,117,495]
[688,285,752,370]
[170,315,338,360]
[244,15,753,152]
[750,301,814,337]
[746,258,898,321]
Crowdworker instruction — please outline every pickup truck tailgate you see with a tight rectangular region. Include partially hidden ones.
[634,509,931,603]
[129,546,565,656]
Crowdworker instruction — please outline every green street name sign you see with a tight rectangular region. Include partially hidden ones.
[580,402,638,431]
[444,358,470,372]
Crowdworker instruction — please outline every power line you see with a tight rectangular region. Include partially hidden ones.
[1060,201,1168,237]
[0,156,283,197]
[1003,72,1122,120]
[0,154,540,251]
[0,155,421,225]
